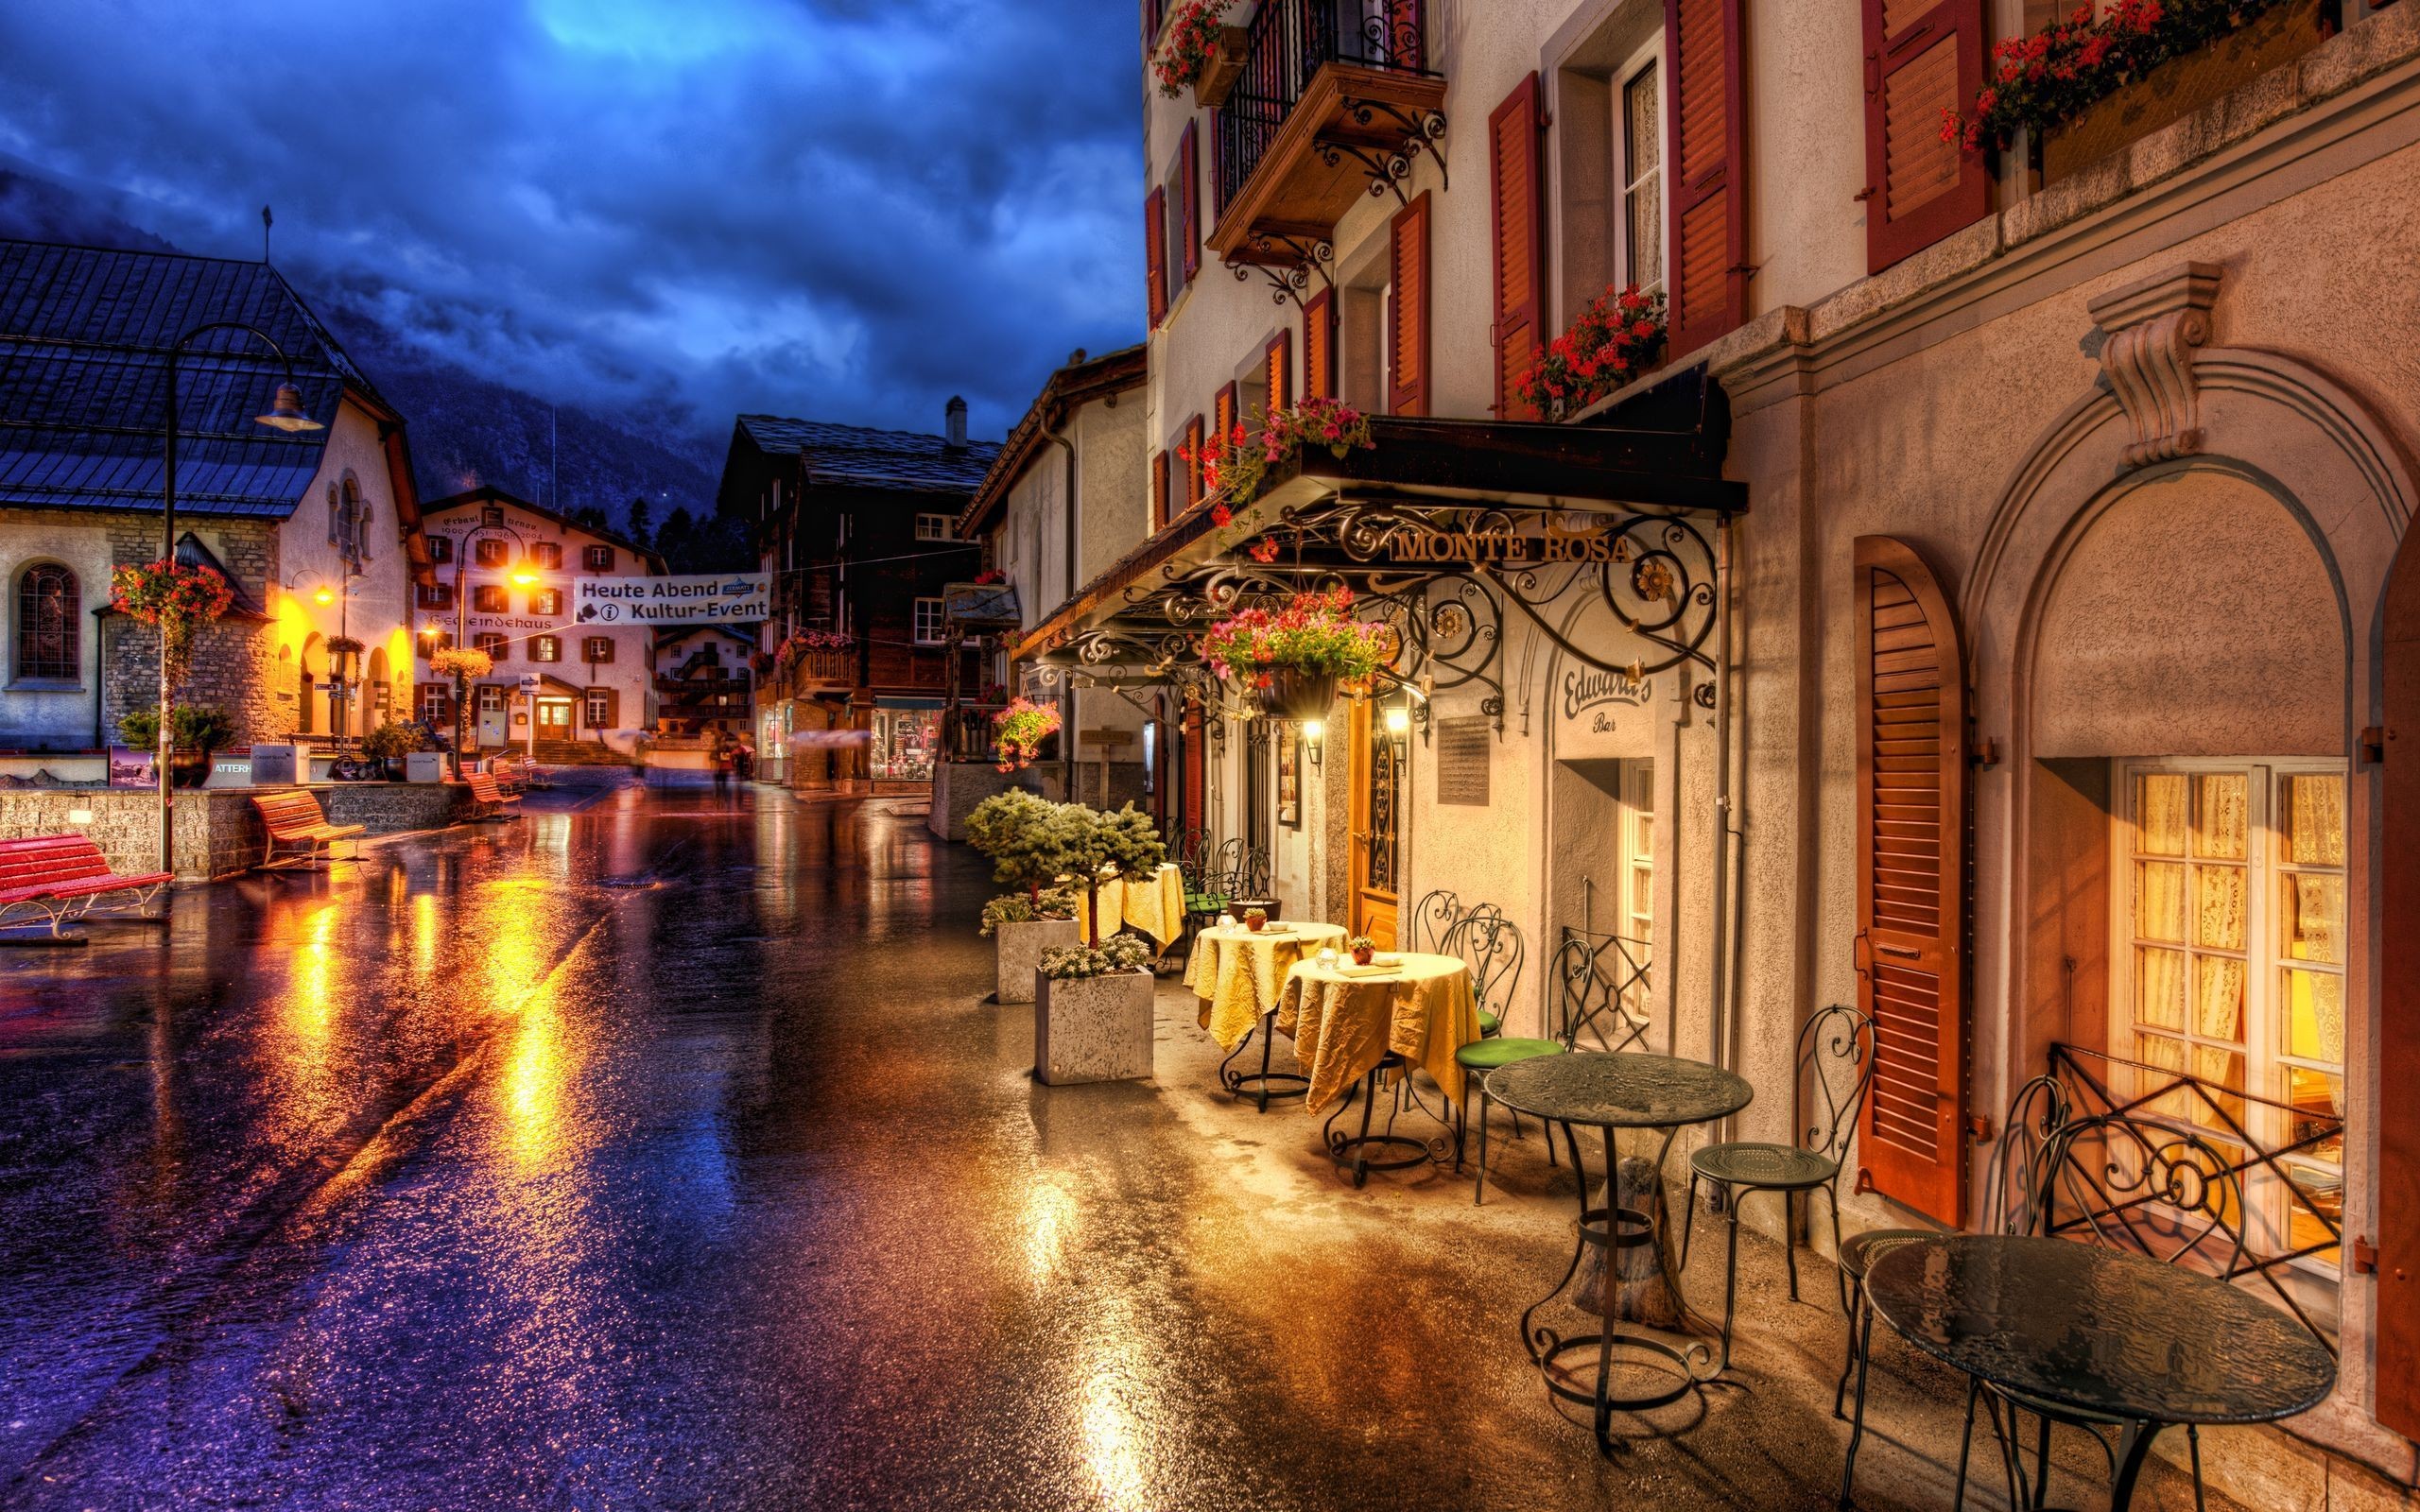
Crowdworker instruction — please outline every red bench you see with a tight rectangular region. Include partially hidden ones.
[0,834,172,942]
[252,790,366,868]
[465,771,522,820]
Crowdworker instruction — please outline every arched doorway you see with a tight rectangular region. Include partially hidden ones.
[299,634,324,736]
[366,646,390,730]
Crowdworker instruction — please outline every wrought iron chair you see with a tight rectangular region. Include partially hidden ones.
[1409,887,1463,955]
[1181,837,1243,946]
[1226,845,1281,920]
[1949,1110,2251,1512]
[1834,1074,2071,1510]
[1456,925,1648,1205]
[1677,1004,1874,1368]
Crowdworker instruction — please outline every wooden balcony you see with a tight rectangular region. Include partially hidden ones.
[786,646,856,695]
[1208,0,1445,269]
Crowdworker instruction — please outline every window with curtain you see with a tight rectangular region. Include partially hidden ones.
[2116,760,2345,1267]
[1619,59,1664,294]
[15,564,78,680]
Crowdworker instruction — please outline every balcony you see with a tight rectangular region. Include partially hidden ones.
[656,672,753,714]
[1208,0,1445,270]
[784,646,857,696]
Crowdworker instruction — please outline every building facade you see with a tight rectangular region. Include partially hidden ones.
[720,404,995,788]
[412,489,662,754]
[994,0,2420,1490]
[652,624,755,738]
[0,239,433,752]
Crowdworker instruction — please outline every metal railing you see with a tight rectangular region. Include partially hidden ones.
[1214,0,1432,210]
[2046,1041,2345,1349]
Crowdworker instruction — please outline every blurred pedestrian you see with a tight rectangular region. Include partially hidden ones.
[711,730,733,796]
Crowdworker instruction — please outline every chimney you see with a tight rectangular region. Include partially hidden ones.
[944,395,968,449]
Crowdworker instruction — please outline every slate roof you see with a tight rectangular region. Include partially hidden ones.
[736,414,999,494]
[0,239,371,518]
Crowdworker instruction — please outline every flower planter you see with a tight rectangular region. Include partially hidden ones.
[1255,665,1339,721]
[2041,0,2324,185]
[994,917,1080,1005]
[1192,26,1248,108]
[1033,968,1156,1085]
[167,752,211,789]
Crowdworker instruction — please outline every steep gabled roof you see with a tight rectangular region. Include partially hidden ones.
[421,485,667,572]
[960,344,1146,536]
[735,414,999,494]
[0,238,378,517]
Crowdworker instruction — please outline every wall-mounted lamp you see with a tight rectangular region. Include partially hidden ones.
[1302,718,1323,766]
[1384,705,1410,759]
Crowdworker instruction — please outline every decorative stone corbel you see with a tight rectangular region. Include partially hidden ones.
[2087,262,2223,471]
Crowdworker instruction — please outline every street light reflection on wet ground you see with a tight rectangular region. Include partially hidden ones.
[0,787,2230,1510]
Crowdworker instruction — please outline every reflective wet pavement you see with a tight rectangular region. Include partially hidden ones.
[0,788,2230,1510]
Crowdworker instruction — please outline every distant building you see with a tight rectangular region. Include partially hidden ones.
[651,624,754,738]
[717,402,994,787]
[0,238,435,750]
[412,488,663,754]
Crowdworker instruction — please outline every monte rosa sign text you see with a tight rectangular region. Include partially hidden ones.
[575,573,770,626]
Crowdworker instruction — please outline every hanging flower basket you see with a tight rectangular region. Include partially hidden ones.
[1199,586,1386,719]
[1180,396,1375,510]
[430,646,493,680]
[993,696,1063,773]
[110,558,234,689]
[1255,665,1339,721]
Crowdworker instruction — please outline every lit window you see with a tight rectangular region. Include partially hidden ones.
[530,589,562,616]
[912,597,946,645]
[915,513,956,541]
[532,636,561,663]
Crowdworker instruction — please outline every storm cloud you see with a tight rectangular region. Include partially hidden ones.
[0,0,1142,443]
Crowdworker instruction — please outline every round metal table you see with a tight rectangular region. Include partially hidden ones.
[1864,1234,2337,1509]
[1487,1051,1754,1452]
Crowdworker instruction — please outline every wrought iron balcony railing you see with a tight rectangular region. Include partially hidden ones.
[1213,0,1435,214]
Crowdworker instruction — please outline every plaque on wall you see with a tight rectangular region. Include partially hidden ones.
[1435,717,1490,806]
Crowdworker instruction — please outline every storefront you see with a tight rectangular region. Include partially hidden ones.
[871,698,940,782]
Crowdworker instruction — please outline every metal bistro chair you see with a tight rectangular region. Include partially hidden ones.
[1409,887,1463,955]
[1678,1004,1874,1369]
[1180,836,1239,951]
[1226,844,1281,920]
[1835,1073,2071,1509]
[1952,1111,2251,1512]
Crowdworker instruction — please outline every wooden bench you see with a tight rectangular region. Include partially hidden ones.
[0,834,173,943]
[251,790,367,869]
[465,771,523,820]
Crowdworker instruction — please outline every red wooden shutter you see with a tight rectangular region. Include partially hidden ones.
[1861,0,1988,273]
[2380,526,2420,1437]
[599,688,620,728]
[1150,450,1169,529]
[1146,187,1168,329]
[1663,0,1749,357]
[1854,535,1969,1227]
[1489,72,1547,420]
[1183,415,1205,508]
[1180,120,1201,284]
[1142,0,1162,59]
[1213,383,1236,449]
[1264,329,1290,416]
[1303,288,1336,401]
[1386,192,1430,418]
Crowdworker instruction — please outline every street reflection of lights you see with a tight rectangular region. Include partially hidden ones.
[1023,1177,1076,1290]
[1080,1314,1155,1511]
[410,891,440,978]
[502,1006,567,1172]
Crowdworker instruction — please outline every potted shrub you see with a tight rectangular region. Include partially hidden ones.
[1244,907,1268,934]
[967,789,1079,1005]
[360,719,419,780]
[1199,584,1389,721]
[1034,935,1157,1085]
[1348,934,1376,967]
[1040,800,1167,946]
[118,704,234,788]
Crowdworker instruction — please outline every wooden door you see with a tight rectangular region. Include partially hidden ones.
[1853,535,1969,1226]
[536,699,573,741]
[1349,700,1403,949]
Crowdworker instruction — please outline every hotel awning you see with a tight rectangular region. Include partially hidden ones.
[1010,368,1741,721]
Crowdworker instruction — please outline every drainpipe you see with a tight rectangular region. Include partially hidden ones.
[1709,515,1743,1141]
[1041,412,1079,801]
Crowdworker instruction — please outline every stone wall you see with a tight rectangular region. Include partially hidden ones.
[928,762,1046,841]
[96,514,283,748]
[0,782,471,879]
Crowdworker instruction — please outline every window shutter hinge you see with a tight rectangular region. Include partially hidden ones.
[2355,1235,2381,1276]
[1965,1114,1994,1143]
[2360,725,2387,765]
[1854,187,1878,203]
[1971,736,2000,769]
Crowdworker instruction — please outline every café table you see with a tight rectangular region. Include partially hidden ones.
[1074,862,1188,950]
[1485,1051,1754,1452]
[1863,1234,2336,1511]
[1277,952,1480,1184]
[1185,920,1347,1109]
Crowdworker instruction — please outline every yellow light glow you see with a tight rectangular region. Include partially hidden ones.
[1023,1177,1077,1291]
[1303,720,1323,743]
[510,566,537,586]
[314,588,335,606]
[1384,707,1410,737]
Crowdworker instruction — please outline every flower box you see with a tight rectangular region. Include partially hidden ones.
[1193,25,1249,108]
[2037,0,2326,185]
[1255,665,1338,721]
[995,917,1080,1005]
[1033,968,1156,1085]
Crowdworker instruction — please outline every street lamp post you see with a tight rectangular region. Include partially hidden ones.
[422,518,530,780]
[158,324,321,872]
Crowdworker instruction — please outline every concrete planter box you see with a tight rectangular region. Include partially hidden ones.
[1033,969,1155,1086]
[404,752,446,783]
[994,917,1080,1005]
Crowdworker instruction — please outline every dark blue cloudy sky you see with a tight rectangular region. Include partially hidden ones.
[0,0,1142,446]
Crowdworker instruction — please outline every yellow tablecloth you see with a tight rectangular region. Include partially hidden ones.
[1073,863,1188,948]
[1278,953,1480,1114]
[1185,922,1348,1050]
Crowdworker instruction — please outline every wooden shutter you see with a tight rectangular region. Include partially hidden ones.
[1146,188,1168,329]
[1151,450,1169,529]
[2380,526,2420,1438]
[1854,535,1969,1227]
[1664,0,1750,357]
[1489,72,1547,421]
[1183,415,1205,508]
[1213,383,1236,450]
[1142,0,1162,59]
[1861,0,1988,273]
[1303,288,1335,401]
[1180,120,1201,285]
[1264,329,1290,415]
[1386,192,1431,418]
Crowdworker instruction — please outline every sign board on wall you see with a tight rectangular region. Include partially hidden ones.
[1435,717,1491,805]
[575,573,769,627]
[1554,665,1661,762]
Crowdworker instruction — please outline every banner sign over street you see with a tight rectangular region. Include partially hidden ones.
[575,572,769,626]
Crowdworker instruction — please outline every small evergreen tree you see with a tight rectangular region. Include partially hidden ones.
[966,789,1063,904]
[1045,802,1168,945]
[625,496,655,548]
